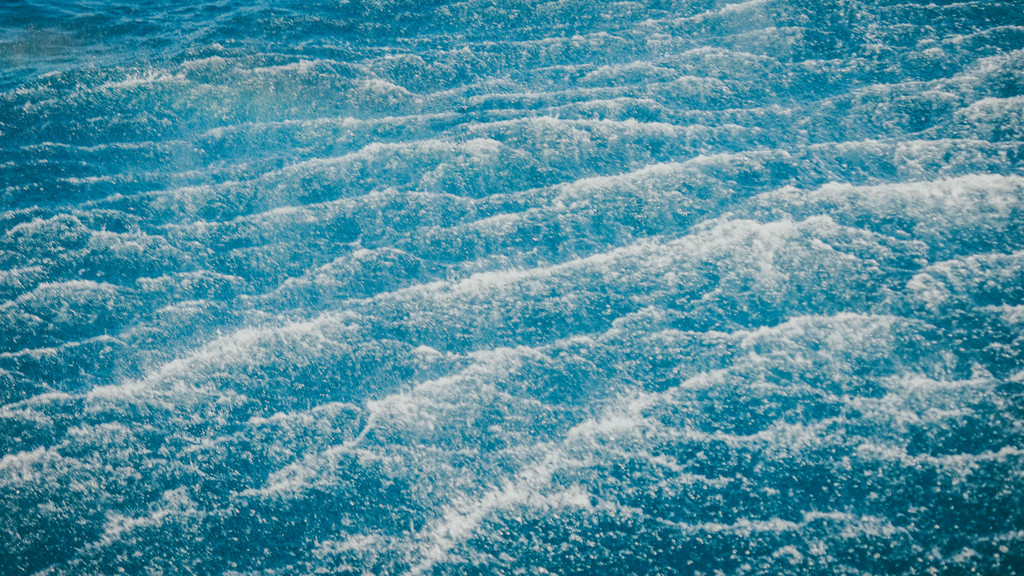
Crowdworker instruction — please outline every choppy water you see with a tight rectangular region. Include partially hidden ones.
[2,1,1024,574]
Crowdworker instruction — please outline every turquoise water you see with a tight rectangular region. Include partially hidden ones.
[2,1,1024,574]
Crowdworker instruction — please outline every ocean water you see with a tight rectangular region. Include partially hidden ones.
[2,0,1024,574]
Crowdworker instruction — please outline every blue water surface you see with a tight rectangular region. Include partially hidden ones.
[2,0,1024,574]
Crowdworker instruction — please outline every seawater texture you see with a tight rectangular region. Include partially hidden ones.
[2,0,1024,574]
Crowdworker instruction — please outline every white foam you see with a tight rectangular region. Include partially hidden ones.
[316,533,383,554]
[406,447,565,575]
[99,508,172,545]
[98,70,185,91]
[581,61,676,82]
[354,77,416,102]
[250,59,321,75]
[180,55,228,70]
[0,447,55,484]
[981,304,1024,325]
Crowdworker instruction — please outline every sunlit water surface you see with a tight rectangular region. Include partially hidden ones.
[2,1,1024,574]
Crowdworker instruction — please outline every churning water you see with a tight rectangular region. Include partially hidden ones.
[2,1,1024,574]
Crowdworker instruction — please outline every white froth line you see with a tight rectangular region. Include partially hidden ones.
[958,46,1024,78]
[130,307,367,389]
[451,153,715,234]
[405,446,569,575]
[244,343,539,499]
[0,333,123,360]
[249,59,320,75]
[735,312,904,349]
[993,530,1024,543]
[465,115,684,136]
[857,443,1024,471]
[717,0,770,16]
[137,269,244,289]
[316,533,385,556]
[358,77,416,98]
[356,212,825,309]
[97,70,185,92]
[245,400,362,427]
[361,346,532,422]
[803,135,1013,155]
[0,446,58,482]
[650,0,768,25]
[271,136,501,178]
[61,175,119,184]
[394,372,656,573]
[161,202,317,232]
[888,372,995,392]
[946,25,1024,46]
[553,160,689,194]
[99,509,173,545]
[0,264,44,278]
[199,110,460,140]
[241,437,374,499]
[659,509,900,538]
[580,60,674,81]
[764,173,1024,217]
[0,404,51,425]
[981,304,1024,325]
[72,487,203,557]
[460,81,631,103]
[400,373,710,574]
[400,375,882,574]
